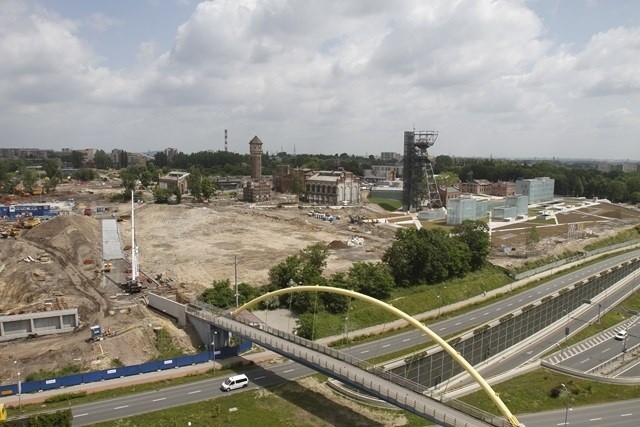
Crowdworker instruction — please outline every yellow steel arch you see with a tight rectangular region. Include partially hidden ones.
[232,285,522,427]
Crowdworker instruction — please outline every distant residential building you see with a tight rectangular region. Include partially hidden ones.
[305,170,361,205]
[127,152,148,166]
[158,171,190,194]
[437,186,462,208]
[363,165,400,184]
[81,148,97,164]
[515,177,555,205]
[0,148,55,160]
[597,163,611,173]
[164,147,178,163]
[460,179,492,195]
[273,166,313,194]
[622,162,637,173]
[490,181,516,197]
[381,152,402,163]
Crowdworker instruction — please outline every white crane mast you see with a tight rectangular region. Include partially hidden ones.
[130,190,138,284]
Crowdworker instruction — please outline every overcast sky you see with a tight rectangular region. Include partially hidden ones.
[1,0,639,161]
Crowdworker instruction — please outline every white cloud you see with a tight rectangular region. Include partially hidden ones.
[0,0,638,160]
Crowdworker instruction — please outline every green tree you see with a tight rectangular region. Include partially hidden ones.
[20,167,39,191]
[70,150,84,168]
[188,166,203,201]
[42,158,62,179]
[295,312,317,340]
[202,177,214,201]
[346,262,395,300]
[452,220,490,270]
[382,228,471,286]
[93,150,113,170]
[323,272,350,314]
[152,187,173,203]
[73,168,98,181]
[140,170,155,188]
[199,279,235,308]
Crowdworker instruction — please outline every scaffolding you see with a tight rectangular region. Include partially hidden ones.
[402,130,442,211]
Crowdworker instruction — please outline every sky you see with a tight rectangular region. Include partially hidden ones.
[1,0,639,161]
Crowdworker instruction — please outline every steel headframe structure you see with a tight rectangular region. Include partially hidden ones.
[402,130,443,212]
[231,285,523,427]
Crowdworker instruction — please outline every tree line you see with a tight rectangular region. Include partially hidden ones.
[1,150,639,204]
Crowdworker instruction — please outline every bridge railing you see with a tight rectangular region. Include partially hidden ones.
[227,312,509,427]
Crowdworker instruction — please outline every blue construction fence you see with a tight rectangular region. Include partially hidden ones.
[0,341,251,397]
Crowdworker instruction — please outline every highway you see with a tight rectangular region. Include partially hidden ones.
[67,249,640,426]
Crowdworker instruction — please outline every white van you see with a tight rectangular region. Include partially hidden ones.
[220,374,249,392]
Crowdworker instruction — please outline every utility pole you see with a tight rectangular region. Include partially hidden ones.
[234,256,238,308]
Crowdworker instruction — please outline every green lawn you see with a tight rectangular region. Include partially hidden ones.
[459,368,640,415]
[92,379,430,427]
[367,197,402,211]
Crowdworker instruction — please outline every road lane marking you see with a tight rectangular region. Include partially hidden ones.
[254,376,265,380]
[589,418,601,421]
[439,327,447,331]
[382,344,391,348]
[455,322,461,326]
[580,358,590,364]
[74,414,88,418]
[403,338,411,342]
[482,312,489,315]
[114,405,129,410]
[621,413,632,417]
[283,369,295,373]
[360,350,370,354]
[188,390,201,394]
[470,317,476,321]
[602,348,610,353]
[152,398,166,402]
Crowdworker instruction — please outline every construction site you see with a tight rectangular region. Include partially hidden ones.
[1,172,640,391]
[0,179,393,384]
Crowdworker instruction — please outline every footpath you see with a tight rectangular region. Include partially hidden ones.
[2,245,639,410]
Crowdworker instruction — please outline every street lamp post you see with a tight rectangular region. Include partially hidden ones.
[561,383,571,427]
[211,330,218,375]
[14,361,21,411]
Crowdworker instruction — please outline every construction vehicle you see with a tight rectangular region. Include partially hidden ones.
[90,325,103,341]
[23,217,40,229]
[0,402,6,421]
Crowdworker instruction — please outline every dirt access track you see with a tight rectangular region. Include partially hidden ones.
[0,182,392,383]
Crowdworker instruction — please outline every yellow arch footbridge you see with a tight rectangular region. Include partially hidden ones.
[232,285,522,427]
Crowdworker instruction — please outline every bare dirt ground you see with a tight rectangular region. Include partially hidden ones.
[0,181,393,384]
[488,202,640,269]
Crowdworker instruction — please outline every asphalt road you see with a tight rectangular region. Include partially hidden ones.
[60,248,640,426]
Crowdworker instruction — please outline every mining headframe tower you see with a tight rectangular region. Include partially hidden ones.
[402,130,442,212]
